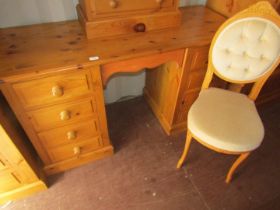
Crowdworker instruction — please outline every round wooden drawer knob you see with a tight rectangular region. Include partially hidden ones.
[73,146,81,155]
[156,0,163,3]
[60,110,71,121]
[110,0,118,8]
[52,85,64,97]
[134,23,146,33]
[67,131,77,140]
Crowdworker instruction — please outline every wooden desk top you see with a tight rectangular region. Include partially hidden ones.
[0,6,225,82]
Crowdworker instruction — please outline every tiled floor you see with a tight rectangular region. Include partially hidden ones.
[3,97,280,210]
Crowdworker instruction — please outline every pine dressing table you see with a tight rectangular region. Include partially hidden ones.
[0,6,230,178]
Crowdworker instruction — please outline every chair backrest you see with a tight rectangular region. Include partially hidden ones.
[202,1,280,100]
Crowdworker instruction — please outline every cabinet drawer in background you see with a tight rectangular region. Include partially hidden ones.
[38,119,100,149]
[92,0,174,16]
[27,99,97,131]
[48,137,102,163]
[12,71,93,109]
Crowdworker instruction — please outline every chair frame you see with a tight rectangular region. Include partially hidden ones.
[177,2,280,183]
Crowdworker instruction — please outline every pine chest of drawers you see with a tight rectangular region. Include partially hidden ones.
[77,0,182,39]
[2,67,113,175]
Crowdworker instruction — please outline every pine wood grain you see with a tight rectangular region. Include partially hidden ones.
[0,6,226,82]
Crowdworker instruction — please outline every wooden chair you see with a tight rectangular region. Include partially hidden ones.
[177,1,280,183]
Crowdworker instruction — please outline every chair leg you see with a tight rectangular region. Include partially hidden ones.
[177,131,192,169]
[226,152,250,183]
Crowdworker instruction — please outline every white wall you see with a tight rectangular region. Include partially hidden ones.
[0,0,206,104]
[0,0,79,27]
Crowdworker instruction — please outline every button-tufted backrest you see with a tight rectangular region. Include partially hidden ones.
[212,17,280,82]
[203,1,280,90]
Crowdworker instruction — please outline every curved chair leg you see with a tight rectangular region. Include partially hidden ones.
[226,152,250,183]
[177,131,192,169]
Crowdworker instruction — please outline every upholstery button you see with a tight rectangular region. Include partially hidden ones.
[244,67,250,73]
[243,51,247,57]
[225,48,230,54]
[259,36,266,42]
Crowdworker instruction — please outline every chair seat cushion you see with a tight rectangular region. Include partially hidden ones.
[188,88,264,152]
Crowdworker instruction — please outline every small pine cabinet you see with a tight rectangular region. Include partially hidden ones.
[0,94,47,204]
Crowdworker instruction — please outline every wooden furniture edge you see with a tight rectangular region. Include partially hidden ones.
[143,88,172,135]
[0,180,47,205]
[44,145,114,175]
[101,49,185,86]
[144,88,188,135]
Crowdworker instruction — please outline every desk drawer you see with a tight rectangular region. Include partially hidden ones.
[92,0,174,16]
[28,99,97,131]
[48,137,102,163]
[38,119,100,149]
[12,71,93,109]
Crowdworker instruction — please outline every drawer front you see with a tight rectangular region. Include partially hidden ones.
[38,119,100,149]
[28,99,97,131]
[82,9,181,39]
[12,71,93,108]
[0,172,22,193]
[48,137,102,163]
[93,0,174,15]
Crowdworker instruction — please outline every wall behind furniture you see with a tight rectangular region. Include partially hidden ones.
[0,0,206,103]
[0,0,79,27]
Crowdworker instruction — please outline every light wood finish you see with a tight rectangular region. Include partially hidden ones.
[38,119,100,149]
[77,5,182,39]
[85,0,175,17]
[48,137,102,162]
[102,49,185,86]
[206,0,280,17]
[77,0,181,39]
[177,2,280,183]
[144,60,185,134]
[27,99,97,131]
[0,7,225,83]
[0,181,47,204]
[12,71,94,109]
[1,67,113,175]
[44,146,113,175]
[226,153,250,183]
[0,94,47,204]
[145,47,226,134]
[0,7,226,176]
[0,7,226,136]
[176,131,192,169]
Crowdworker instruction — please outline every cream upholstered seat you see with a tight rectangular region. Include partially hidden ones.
[188,88,264,152]
[177,2,280,183]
